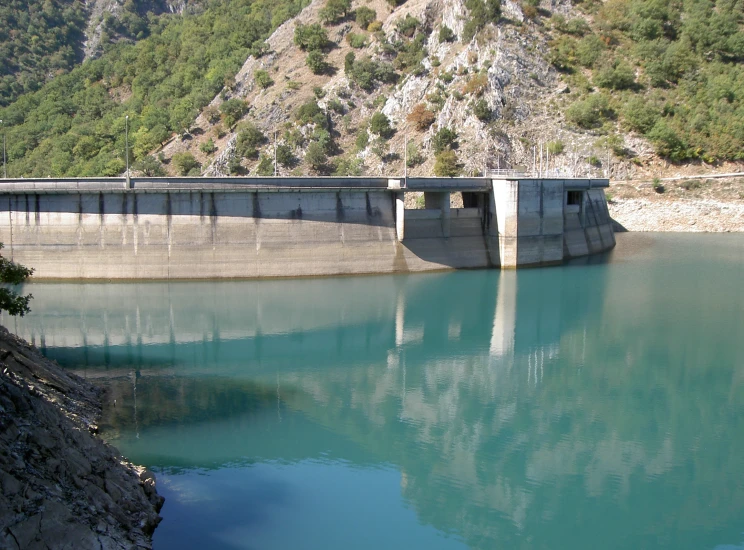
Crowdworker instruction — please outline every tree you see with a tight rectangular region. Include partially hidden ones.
[369,112,394,138]
[320,0,351,25]
[294,23,329,51]
[432,127,458,153]
[472,99,491,121]
[439,25,456,43]
[407,104,436,130]
[133,155,166,176]
[306,51,331,75]
[305,141,328,171]
[356,7,376,29]
[220,99,248,127]
[434,149,460,176]
[236,123,267,159]
[254,69,274,89]
[276,144,295,166]
[172,152,200,175]
[256,155,274,175]
[0,244,33,316]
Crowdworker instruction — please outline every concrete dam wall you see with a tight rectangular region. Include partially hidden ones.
[0,177,615,279]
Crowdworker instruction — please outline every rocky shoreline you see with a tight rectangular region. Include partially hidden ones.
[607,178,744,233]
[0,326,163,550]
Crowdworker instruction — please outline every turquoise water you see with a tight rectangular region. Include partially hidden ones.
[7,233,744,550]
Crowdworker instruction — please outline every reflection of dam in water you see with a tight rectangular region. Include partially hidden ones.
[5,265,607,372]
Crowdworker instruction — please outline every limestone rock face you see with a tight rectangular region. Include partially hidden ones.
[0,327,163,550]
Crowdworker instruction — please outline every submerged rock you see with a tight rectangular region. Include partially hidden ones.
[0,326,163,550]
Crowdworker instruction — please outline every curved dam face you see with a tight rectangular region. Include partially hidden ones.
[0,177,615,279]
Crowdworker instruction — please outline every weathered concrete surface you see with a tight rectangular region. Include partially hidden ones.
[0,178,614,278]
[0,327,163,550]
[493,179,615,268]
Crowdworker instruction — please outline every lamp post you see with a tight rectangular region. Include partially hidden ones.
[125,115,130,187]
[1,119,6,179]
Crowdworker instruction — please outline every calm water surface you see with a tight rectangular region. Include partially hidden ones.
[7,233,744,550]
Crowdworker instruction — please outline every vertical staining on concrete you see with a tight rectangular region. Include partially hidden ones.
[165,192,173,258]
[132,193,138,255]
[336,192,345,221]
[34,194,40,226]
[199,191,205,222]
[290,205,303,219]
[365,192,373,218]
[252,192,261,220]
[99,192,105,249]
[210,192,217,244]
[24,194,30,226]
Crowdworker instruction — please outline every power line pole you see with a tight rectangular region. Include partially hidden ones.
[1,119,6,179]
[125,115,130,187]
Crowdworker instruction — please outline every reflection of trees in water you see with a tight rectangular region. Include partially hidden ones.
[101,375,286,440]
[279,273,744,549]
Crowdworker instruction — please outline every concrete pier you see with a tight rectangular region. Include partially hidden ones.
[0,176,615,279]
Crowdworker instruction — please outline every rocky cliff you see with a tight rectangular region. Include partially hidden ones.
[0,327,163,550]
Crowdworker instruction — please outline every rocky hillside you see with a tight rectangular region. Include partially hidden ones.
[161,0,592,178]
[0,326,163,549]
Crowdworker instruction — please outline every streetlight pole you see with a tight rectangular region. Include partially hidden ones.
[1,119,6,179]
[125,115,130,187]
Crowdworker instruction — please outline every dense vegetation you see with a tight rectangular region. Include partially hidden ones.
[0,0,308,177]
[0,0,88,107]
[553,0,744,162]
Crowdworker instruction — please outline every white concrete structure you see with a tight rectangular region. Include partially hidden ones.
[0,177,615,279]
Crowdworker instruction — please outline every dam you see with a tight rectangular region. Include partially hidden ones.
[0,176,615,279]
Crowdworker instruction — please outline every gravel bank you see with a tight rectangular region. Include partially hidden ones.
[0,326,163,550]
[609,198,744,232]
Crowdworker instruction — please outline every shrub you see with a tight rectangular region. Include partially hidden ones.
[347,56,398,91]
[565,94,613,129]
[473,99,491,121]
[406,141,424,167]
[439,25,456,43]
[199,138,217,155]
[432,127,458,153]
[621,97,661,134]
[306,51,331,74]
[333,156,364,176]
[203,105,221,124]
[396,15,420,38]
[369,112,394,138]
[346,32,367,49]
[367,21,382,32]
[133,155,166,177]
[236,123,267,159]
[588,155,601,167]
[219,98,247,127]
[305,141,328,171]
[256,155,274,176]
[355,127,369,150]
[355,7,376,29]
[462,0,501,41]
[434,149,460,176]
[0,243,33,316]
[407,103,436,130]
[276,144,295,166]
[294,23,329,51]
[345,51,356,74]
[320,0,351,25]
[593,59,636,90]
[547,140,564,155]
[172,152,200,175]
[327,98,344,113]
[254,69,274,89]
[295,99,325,126]
[648,121,688,160]
[463,73,489,96]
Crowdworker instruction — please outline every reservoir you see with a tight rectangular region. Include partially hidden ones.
[6,233,744,549]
